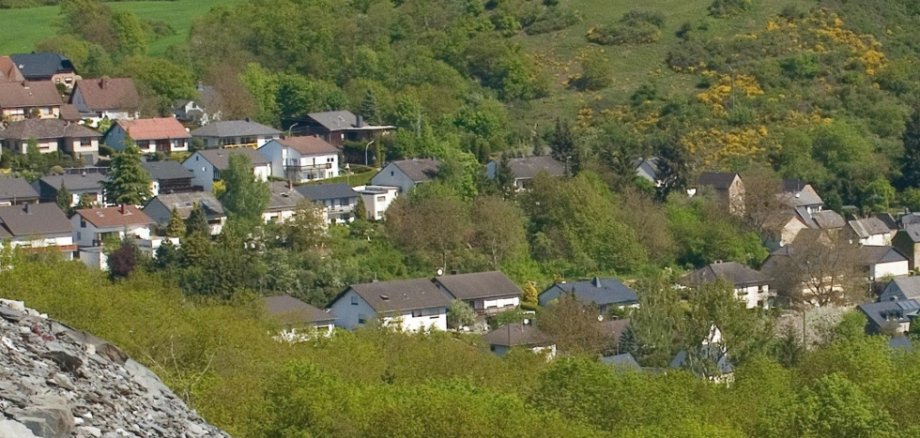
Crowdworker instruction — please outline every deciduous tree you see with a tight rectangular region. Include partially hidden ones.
[219,154,269,226]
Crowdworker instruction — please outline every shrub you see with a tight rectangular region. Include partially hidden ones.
[586,9,664,46]
[524,7,581,35]
[570,52,613,91]
[708,0,752,18]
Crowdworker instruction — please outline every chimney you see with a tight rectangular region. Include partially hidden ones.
[100,77,108,89]
[592,277,601,288]
[119,204,126,214]
[355,114,364,128]
[23,203,32,215]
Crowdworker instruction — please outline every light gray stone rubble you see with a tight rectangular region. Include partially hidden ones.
[0,299,228,437]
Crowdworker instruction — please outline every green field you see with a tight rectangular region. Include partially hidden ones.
[0,0,241,55]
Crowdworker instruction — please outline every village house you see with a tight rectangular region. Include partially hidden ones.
[182,148,271,192]
[293,110,395,149]
[778,179,824,213]
[258,136,339,183]
[633,156,662,187]
[103,118,190,154]
[857,245,909,282]
[0,119,100,163]
[295,183,359,224]
[682,261,774,309]
[263,295,336,341]
[69,78,140,122]
[539,277,639,316]
[484,322,555,358]
[879,276,920,302]
[143,191,226,236]
[141,160,196,197]
[892,224,920,270]
[0,203,75,258]
[670,326,734,383]
[172,83,222,126]
[847,217,894,246]
[0,175,39,206]
[764,211,810,249]
[858,299,919,335]
[71,205,154,248]
[10,53,81,89]
[190,119,281,149]
[352,185,399,220]
[0,81,63,121]
[694,172,745,216]
[370,158,440,193]
[263,181,307,224]
[37,171,107,207]
[485,155,565,191]
[433,271,522,315]
[0,56,25,83]
[600,352,642,371]
[328,278,452,332]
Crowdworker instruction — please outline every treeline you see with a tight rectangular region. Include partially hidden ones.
[2,256,920,437]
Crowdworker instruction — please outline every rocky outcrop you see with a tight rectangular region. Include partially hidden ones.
[0,299,228,438]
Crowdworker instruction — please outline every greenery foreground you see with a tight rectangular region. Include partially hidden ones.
[0,254,917,437]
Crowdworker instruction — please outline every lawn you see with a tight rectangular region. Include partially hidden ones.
[0,0,241,55]
[302,165,378,188]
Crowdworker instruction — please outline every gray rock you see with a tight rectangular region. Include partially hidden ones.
[13,395,74,438]
[76,426,102,438]
[0,419,39,438]
[42,350,83,374]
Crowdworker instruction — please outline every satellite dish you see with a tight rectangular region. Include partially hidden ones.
[436,268,444,276]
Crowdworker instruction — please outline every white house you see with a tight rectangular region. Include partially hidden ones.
[190,119,281,149]
[434,271,521,315]
[37,172,107,208]
[353,185,399,220]
[142,191,227,236]
[859,246,909,282]
[683,261,773,309]
[258,136,340,183]
[0,203,75,259]
[847,217,894,247]
[370,159,440,193]
[182,148,271,192]
[328,278,452,332]
[69,78,140,123]
[71,205,154,248]
[263,181,307,224]
[484,322,555,359]
[103,118,190,154]
[295,183,359,224]
[263,295,336,341]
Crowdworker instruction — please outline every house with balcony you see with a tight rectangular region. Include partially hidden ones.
[69,78,139,123]
[353,185,398,220]
[37,170,108,207]
[10,53,81,89]
[0,175,39,206]
[141,160,195,197]
[258,136,339,183]
[0,203,75,258]
[682,261,773,310]
[182,148,271,192]
[328,278,452,332]
[143,191,226,236]
[190,119,281,149]
[295,183,358,224]
[291,110,395,149]
[0,119,101,163]
[71,205,154,249]
[104,118,190,155]
[433,271,522,315]
[0,81,63,121]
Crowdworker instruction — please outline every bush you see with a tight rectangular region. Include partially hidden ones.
[524,7,581,35]
[570,52,613,91]
[586,9,664,46]
[708,0,752,18]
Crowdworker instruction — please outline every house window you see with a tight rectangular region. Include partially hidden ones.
[490,345,496,352]
[358,315,366,324]
[76,232,81,241]
[390,171,394,176]
[376,195,385,202]
[351,295,358,306]
[80,219,86,228]
[80,138,92,147]
[412,310,422,318]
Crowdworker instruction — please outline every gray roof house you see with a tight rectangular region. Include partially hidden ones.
[683,261,773,309]
[370,159,441,193]
[858,299,920,334]
[856,245,909,281]
[190,120,281,149]
[37,171,107,207]
[9,53,78,82]
[485,156,565,190]
[778,179,824,211]
[879,276,920,302]
[263,294,336,340]
[295,183,359,224]
[847,217,894,246]
[539,277,639,315]
[296,110,395,148]
[634,157,661,187]
[0,203,74,257]
[0,175,40,205]
[263,181,307,223]
[484,322,555,358]
[600,352,642,371]
[893,224,920,270]
[141,160,195,196]
[327,278,453,331]
[142,191,226,236]
[433,271,522,314]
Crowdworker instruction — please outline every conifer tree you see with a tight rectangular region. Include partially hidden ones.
[165,207,186,237]
[56,182,72,212]
[548,118,577,177]
[104,144,152,205]
[360,89,378,124]
[495,153,516,198]
[185,203,210,237]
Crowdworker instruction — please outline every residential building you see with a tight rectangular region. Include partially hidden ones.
[670,326,734,383]
[695,172,745,215]
[764,211,809,249]
[294,110,395,149]
[190,119,281,149]
[847,217,894,246]
[858,246,909,282]
[263,295,336,341]
[484,322,555,358]
[69,78,140,122]
[353,185,398,220]
[258,136,339,183]
[539,277,639,316]
[182,148,271,192]
[0,119,100,163]
[485,155,565,191]
[778,179,824,213]
[103,118,190,154]
[892,224,920,270]
[433,271,522,315]
[0,203,74,258]
[295,183,359,224]
[263,181,307,224]
[370,159,440,193]
[600,352,642,371]
[634,157,662,187]
[682,261,773,309]
[0,56,25,83]
[0,175,39,206]
[37,171,107,207]
[141,160,195,197]
[143,191,226,236]
[0,81,63,121]
[858,299,920,334]
[71,205,154,248]
[879,276,920,302]
[797,209,846,230]
[10,53,81,88]
[328,278,452,332]
[172,83,222,125]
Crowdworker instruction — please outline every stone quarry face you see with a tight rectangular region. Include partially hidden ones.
[0,299,228,438]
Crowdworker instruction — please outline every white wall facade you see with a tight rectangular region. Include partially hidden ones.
[381,308,447,332]
[370,163,417,193]
[329,289,378,330]
[354,186,399,220]
[200,134,280,149]
[478,296,520,313]
[871,261,909,281]
[329,289,447,332]
[71,215,152,247]
[259,141,339,183]
[859,233,894,247]
[8,234,74,260]
[183,153,218,192]
[262,208,297,224]
[735,284,773,309]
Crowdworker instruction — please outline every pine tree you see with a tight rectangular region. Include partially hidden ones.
[360,89,378,125]
[901,108,920,188]
[495,153,516,197]
[185,203,210,237]
[56,182,72,212]
[548,118,577,177]
[165,207,186,237]
[104,144,152,205]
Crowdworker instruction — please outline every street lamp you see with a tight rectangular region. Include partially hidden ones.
[287,122,299,137]
[365,140,375,167]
